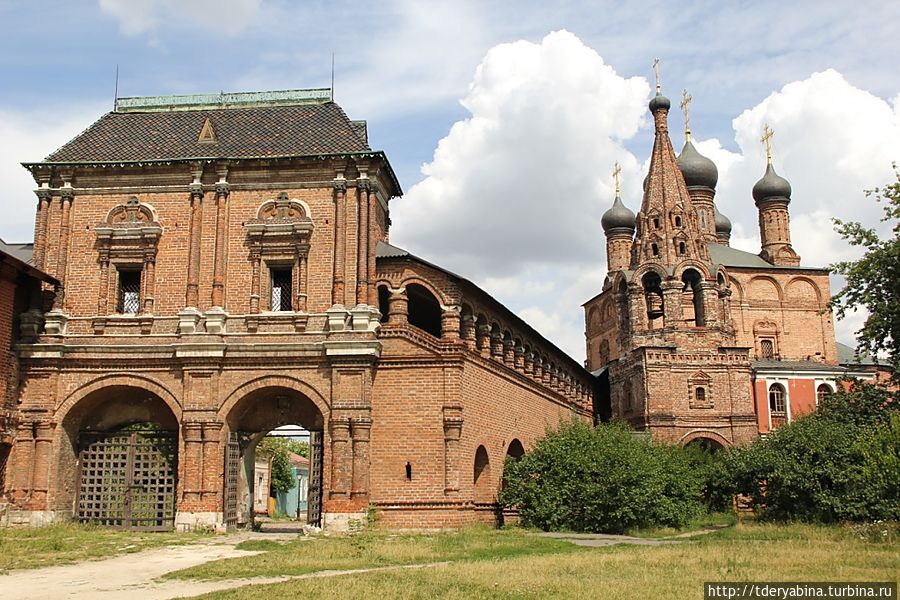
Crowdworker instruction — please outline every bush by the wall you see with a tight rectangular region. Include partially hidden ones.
[499,420,706,533]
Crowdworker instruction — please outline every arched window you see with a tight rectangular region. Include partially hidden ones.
[651,242,659,256]
[674,215,682,227]
[816,383,833,404]
[769,383,787,428]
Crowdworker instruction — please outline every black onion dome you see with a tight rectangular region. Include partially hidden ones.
[649,93,671,112]
[601,194,636,233]
[714,207,732,235]
[677,139,718,189]
[752,163,792,203]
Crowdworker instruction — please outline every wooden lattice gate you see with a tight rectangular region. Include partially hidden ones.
[223,432,241,530]
[307,430,323,527]
[76,430,177,531]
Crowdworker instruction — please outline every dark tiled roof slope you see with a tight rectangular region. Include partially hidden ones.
[45,102,370,163]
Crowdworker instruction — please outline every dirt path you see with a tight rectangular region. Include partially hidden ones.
[0,534,447,600]
[1,534,278,600]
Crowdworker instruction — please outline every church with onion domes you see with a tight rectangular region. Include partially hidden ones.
[583,75,874,448]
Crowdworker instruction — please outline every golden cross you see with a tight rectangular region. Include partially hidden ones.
[652,58,661,93]
[613,161,622,195]
[760,124,774,163]
[680,89,692,140]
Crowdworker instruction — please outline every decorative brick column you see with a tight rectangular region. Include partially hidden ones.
[210,179,229,308]
[32,188,51,270]
[12,422,33,505]
[332,178,347,305]
[477,323,491,359]
[461,314,477,351]
[662,280,683,326]
[514,344,525,372]
[201,421,223,509]
[524,351,535,377]
[329,417,352,498]
[367,183,378,307]
[185,182,204,307]
[350,417,371,498]
[387,288,408,324]
[442,406,463,494]
[182,421,203,507]
[53,186,74,309]
[441,305,461,340]
[356,181,370,306]
[503,338,515,367]
[29,421,55,509]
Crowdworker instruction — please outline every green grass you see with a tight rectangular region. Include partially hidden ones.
[0,522,211,572]
[182,522,898,600]
[165,526,579,581]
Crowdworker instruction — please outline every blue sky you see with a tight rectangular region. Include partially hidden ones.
[1,0,898,360]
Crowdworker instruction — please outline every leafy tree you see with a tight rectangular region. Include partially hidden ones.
[257,436,302,494]
[259,436,309,458]
[829,165,900,378]
[500,421,705,533]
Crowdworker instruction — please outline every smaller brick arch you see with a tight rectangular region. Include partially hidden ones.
[397,276,449,307]
[679,430,730,449]
[218,374,330,423]
[674,260,711,281]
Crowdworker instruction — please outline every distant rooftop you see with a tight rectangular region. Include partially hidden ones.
[114,88,333,113]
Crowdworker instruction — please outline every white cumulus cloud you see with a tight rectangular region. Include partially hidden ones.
[393,37,899,362]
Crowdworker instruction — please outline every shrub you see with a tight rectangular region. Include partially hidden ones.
[499,421,706,533]
[730,383,899,523]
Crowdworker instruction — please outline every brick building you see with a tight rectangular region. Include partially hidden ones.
[2,89,593,530]
[0,240,57,520]
[584,88,873,447]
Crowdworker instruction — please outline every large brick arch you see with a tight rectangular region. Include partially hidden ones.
[55,373,182,423]
[217,374,330,423]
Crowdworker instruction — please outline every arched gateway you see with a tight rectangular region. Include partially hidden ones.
[223,386,325,528]
[63,386,179,531]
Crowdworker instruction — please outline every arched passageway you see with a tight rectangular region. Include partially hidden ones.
[61,386,179,530]
[224,387,324,528]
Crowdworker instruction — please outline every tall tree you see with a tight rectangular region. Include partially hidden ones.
[829,166,900,378]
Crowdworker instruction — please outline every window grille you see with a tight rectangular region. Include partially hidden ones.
[271,268,292,311]
[117,269,141,314]
[696,387,706,404]
[760,339,775,359]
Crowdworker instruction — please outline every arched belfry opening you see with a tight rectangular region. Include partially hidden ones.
[681,269,705,326]
[642,272,664,329]
[61,386,179,530]
[224,387,324,529]
[406,283,442,337]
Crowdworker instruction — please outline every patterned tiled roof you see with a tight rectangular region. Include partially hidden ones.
[44,102,371,163]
